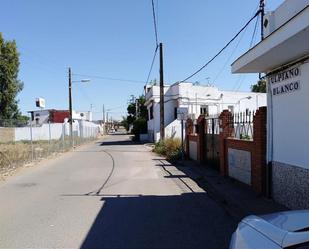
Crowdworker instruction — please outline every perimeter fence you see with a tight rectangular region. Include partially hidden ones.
[0,119,100,177]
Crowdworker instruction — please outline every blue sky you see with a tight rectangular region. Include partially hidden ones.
[0,0,284,120]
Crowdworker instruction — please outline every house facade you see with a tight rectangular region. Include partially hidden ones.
[145,82,266,142]
[232,0,309,209]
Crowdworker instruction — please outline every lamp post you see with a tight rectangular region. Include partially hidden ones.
[68,67,90,147]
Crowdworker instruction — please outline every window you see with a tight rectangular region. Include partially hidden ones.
[174,107,177,120]
[149,106,154,120]
[200,105,209,116]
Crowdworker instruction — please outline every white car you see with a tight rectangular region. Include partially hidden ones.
[230,210,309,249]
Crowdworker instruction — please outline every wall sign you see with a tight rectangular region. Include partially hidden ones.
[177,107,188,120]
[269,66,301,96]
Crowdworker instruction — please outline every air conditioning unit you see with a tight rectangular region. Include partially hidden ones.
[263,11,275,38]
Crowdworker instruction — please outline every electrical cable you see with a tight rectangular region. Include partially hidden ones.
[72,73,145,84]
[145,45,159,84]
[234,13,260,92]
[212,24,249,85]
[179,9,261,83]
[151,0,159,46]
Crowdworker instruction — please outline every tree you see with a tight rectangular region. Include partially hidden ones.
[0,33,24,120]
[123,95,148,136]
[251,79,266,93]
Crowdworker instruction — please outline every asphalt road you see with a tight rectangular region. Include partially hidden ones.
[0,133,236,249]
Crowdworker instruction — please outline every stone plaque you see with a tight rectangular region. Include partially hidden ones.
[228,148,251,185]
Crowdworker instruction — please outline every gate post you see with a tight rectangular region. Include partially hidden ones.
[185,118,193,159]
[219,110,233,176]
[252,106,267,194]
[197,115,205,163]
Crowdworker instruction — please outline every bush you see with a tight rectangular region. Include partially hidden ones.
[132,118,147,140]
[153,138,182,161]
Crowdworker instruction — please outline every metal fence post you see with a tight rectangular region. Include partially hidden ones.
[30,121,34,161]
[48,121,51,155]
[62,123,65,152]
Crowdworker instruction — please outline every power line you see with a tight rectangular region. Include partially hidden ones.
[151,0,159,46]
[212,24,249,84]
[179,9,261,83]
[250,14,259,48]
[145,45,159,84]
[234,13,260,92]
[72,73,145,84]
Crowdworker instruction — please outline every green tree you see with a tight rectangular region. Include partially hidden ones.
[251,79,266,93]
[0,33,24,120]
[124,95,148,136]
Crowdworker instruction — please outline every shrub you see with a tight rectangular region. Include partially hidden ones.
[132,118,147,136]
[153,138,182,161]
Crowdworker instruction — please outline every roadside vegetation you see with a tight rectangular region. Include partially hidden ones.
[122,95,148,141]
[153,138,182,161]
[0,136,97,179]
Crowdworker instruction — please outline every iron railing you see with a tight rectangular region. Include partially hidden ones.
[205,117,220,135]
[228,111,255,139]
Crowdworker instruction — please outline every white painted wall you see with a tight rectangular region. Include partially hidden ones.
[14,121,99,141]
[30,110,50,125]
[269,61,309,169]
[15,123,65,141]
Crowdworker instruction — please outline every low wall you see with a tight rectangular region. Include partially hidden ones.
[272,161,309,209]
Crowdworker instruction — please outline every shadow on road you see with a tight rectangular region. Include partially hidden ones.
[80,193,235,249]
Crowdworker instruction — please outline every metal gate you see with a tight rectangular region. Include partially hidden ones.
[204,118,220,170]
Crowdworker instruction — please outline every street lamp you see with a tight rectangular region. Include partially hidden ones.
[68,67,90,147]
[237,96,252,113]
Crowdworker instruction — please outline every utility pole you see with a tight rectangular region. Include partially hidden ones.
[159,42,165,141]
[106,112,109,130]
[68,67,73,147]
[135,98,139,119]
[260,0,265,41]
[259,0,265,79]
[103,104,105,123]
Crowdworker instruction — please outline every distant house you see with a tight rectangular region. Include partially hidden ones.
[144,82,266,142]
[29,109,93,125]
[231,0,309,208]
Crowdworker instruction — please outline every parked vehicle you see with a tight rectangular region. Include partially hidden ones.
[230,210,309,249]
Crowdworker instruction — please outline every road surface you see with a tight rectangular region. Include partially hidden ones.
[0,133,236,248]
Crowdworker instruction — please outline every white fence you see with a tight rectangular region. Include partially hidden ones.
[14,120,100,141]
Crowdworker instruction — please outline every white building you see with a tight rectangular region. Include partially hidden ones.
[145,82,266,142]
[232,0,309,209]
[29,109,93,125]
[72,110,92,122]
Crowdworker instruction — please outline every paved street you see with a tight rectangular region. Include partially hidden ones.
[0,133,236,249]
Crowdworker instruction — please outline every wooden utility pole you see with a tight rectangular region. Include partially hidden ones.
[159,43,165,141]
[103,104,105,123]
[260,0,265,40]
[68,67,73,147]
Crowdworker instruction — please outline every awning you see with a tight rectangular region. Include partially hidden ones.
[231,6,309,73]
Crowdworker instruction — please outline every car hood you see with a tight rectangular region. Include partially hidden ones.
[242,210,309,247]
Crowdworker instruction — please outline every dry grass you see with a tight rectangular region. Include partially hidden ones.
[0,136,96,179]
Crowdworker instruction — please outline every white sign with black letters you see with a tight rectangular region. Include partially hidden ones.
[269,66,301,96]
[177,107,188,120]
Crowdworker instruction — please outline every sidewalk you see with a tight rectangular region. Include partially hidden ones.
[175,160,288,222]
